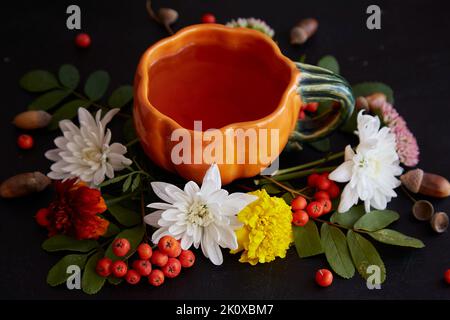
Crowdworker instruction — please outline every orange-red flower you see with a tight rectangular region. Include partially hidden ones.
[36,179,109,239]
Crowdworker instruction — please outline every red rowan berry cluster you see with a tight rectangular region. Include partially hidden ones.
[291,172,340,226]
[95,235,195,287]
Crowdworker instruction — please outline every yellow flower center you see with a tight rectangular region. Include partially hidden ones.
[186,202,213,227]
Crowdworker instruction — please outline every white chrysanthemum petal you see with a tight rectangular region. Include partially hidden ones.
[180,233,194,250]
[143,210,164,227]
[151,227,171,243]
[147,202,173,210]
[329,161,353,182]
[184,181,200,197]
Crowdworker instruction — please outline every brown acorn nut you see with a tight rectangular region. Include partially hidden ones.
[401,169,450,198]
[12,110,52,130]
[0,172,51,198]
[290,18,318,45]
[430,212,449,233]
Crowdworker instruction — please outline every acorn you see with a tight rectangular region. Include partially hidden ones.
[430,212,449,233]
[400,169,450,198]
[290,18,318,45]
[12,110,52,130]
[0,172,51,198]
[412,200,434,221]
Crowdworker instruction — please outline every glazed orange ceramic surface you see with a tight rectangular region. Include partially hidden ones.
[134,24,301,184]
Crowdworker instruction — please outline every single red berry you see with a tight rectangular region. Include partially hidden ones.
[111,260,127,278]
[151,250,168,267]
[75,33,91,48]
[320,199,332,215]
[327,182,340,199]
[137,243,153,260]
[162,258,182,278]
[291,196,307,211]
[304,102,319,113]
[315,269,333,287]
[298,110,306,120]
[35,208,50,226]
[158,236,181,257]
[292,210,309,227]
[321,172,330,179]
[307,173,320,188]
[132,259,152,276]
[17,134,34,149]
[306,201,323,218]
[444,269,450,284]
[201,13,216,23]
[316,175,331,191]
[148,269,165,286]
[112,238,130,257]
[314,191,330,201]
[178,250,195,268]
[95,257,113,277]
[125,269,141,285]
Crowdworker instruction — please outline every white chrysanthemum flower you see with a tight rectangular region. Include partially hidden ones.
[226,17,275,38]
[144,164,257,265]
[329,111,403,213]
[45,107,132,186]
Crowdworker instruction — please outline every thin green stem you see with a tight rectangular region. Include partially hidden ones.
[312,217,368,234]
[257,166,337,184]
[105,191,137,206]
[126,138,140,148]
[273,151,344,176]
[261,175,312,199]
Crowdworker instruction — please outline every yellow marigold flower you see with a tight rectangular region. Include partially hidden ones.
[230,189,293,265]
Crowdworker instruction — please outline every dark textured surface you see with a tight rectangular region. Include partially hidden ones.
[0,0,449,299]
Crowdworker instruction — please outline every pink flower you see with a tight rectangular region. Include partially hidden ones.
[372,102,419,167]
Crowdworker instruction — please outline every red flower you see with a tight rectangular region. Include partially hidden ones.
[36,179,109,240]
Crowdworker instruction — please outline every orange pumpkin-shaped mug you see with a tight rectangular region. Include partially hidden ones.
[134,24,354,184]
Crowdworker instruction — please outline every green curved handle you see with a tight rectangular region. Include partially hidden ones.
[292,62,355,142]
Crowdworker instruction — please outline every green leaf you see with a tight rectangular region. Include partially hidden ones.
[108,276,123,285]
[42,235,98,252]
[58,64,80,89]
[122,175,133,192]
[82,252,106,294]
[105,225,145,260]
[293,221,323,258]
[47,254,87,286]
[108,85,133,108]
[354,210,400,231]
[123,118,137,142]
[102,221,120,238]
[108,204,141,227]
[131,174,141,192]
[347,230,386,283]
[318,55,340,74]
[367,229,425,248]
[307,138,330,152]
[84,70,110,101]
[28,89,70,111]
[281,192,294,205]
[352,82,394,104]
[330,205,365,228]
[20,70,59,92]
[48,99,91,130]
[262,183,281,195]
[99,173,133,188]
[321,224,355,278]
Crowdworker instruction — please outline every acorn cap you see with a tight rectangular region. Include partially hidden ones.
[157,8,178,26]
[400,169,424,193]
[412,200,434,221]
[430,212,449,233]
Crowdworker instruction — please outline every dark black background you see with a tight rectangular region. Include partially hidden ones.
[0,0,449,300]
